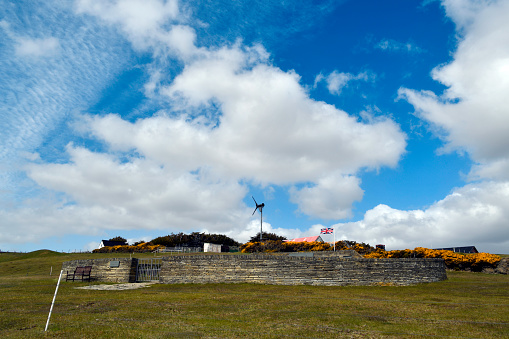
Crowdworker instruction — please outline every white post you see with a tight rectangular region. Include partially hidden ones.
[45,269,63,332]
[260,208,263,242]
[333,229,336,251]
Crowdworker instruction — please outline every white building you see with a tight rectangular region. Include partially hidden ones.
[204,242,222,253]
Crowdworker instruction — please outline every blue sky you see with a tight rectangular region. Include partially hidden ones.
[1,0,509,253]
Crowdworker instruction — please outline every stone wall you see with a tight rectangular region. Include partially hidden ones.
[159,254,447,286]
[62,253,447,286]
[62,258,137,283]
[496,258,508,274]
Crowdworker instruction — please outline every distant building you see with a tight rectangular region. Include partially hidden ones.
[434,246,478,254]
[285,236,324,243]
[204,243,222,253]
[98,240,127,249]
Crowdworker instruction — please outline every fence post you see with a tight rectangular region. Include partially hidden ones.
[45,269,63,331]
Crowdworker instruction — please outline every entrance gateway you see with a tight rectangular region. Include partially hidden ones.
[136,258,162,282]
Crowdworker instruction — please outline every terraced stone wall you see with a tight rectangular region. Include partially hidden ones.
[62,253,448,285]
[159,254,447,286]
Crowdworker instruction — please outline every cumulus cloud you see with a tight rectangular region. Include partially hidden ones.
[25,145,249,231]
[0,0,416,249]
[440,0,491,31]
[344,0,509,253]
[399,0,509,180]
[166,46,404,179]
[16,33,405,241]
[227,219,328,243]
[75,0,181,51]
[290,175,363,219]
[334,181,509,253]
[77,43,405,219]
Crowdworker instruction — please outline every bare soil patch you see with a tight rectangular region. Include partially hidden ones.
[76,282,156,290]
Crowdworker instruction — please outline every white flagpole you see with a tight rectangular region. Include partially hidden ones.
[45,269,63,331]
[333,229,335,251]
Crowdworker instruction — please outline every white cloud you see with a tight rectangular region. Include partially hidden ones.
[126,236,152,245]
[375,0,509,253]
[15,37,60,57]
[164,46,405,181]
[400,0,509,181]
[15,39,405,240]
[315,70,372,95]
[440,0,492,31]
[290,174,364,219]
[75,0,182,52]
[85,241,100,251]
[1,18,60,58]
[25,145,249,231]
[329,0,509,254]
[0,3,132,207]
[375,39,423,53]
[470,159,509,181]
[80,44,405,218]
[0,0,406,248]
[333,181,509,253]
[226,219,313,243]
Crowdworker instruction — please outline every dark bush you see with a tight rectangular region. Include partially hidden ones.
[249,232,287,242]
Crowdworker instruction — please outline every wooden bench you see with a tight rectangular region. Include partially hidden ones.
[66,266,92,282]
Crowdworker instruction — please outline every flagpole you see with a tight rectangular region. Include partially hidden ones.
[333,229,335,251]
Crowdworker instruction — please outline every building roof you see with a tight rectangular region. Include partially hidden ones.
[434,246,478,253]
[285,236,323,243]
[100,240,127,247]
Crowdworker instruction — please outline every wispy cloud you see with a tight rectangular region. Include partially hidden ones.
[15,37,60,57]
[0,1,132,202]
[375,38,424,53]
[314,70,374,96]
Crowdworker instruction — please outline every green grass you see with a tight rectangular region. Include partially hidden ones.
[1,251,508,338]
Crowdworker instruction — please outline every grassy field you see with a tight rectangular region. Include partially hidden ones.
[0,251,508,338]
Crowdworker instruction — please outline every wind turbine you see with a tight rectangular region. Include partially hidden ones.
[252,196,265,242]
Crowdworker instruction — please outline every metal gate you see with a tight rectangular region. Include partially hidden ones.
[136,258,162,282]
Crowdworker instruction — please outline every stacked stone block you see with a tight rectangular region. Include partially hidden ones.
[159,254,447,286]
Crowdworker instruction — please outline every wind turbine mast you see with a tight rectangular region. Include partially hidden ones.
[252,196,265,242]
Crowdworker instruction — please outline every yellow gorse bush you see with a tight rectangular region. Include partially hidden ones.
[364,247,500,271]
[240,240,376,254]
[240,240,333,253]
[93,242,165,253]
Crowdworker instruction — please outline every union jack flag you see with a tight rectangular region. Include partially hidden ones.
[320,227,333,234]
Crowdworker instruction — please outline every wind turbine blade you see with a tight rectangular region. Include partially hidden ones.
[252,207,258,215]
[252,196,257,205]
